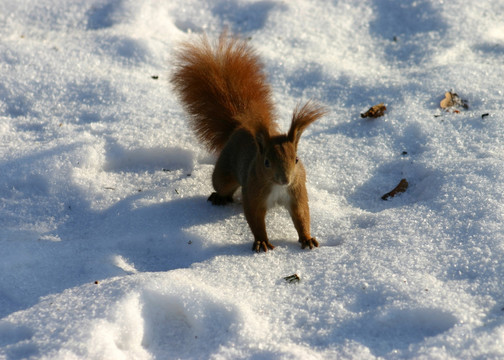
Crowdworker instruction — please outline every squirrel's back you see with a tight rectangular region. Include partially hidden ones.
[171,33,276,153]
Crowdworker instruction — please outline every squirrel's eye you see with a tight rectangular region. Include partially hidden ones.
[295,157,299,164]
[264,158,270,168]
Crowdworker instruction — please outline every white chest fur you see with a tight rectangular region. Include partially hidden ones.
[266,184,291,210]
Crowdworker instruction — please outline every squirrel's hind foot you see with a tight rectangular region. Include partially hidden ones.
[208,192,233,206]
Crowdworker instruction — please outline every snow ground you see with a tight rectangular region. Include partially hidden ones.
[1,0,504,359]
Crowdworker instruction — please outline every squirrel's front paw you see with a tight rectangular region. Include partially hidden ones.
[299,237,319,249]
[252,239,275,252]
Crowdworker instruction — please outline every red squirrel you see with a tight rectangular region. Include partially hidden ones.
[171,33,326,252]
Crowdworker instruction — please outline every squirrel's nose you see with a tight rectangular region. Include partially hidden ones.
[275,173,290,185]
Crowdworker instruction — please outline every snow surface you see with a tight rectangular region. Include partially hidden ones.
[1,0,504,359]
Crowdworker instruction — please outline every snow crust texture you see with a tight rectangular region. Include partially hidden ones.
[1,0,504,359]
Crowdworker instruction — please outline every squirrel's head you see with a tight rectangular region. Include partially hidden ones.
[255,102,326,186]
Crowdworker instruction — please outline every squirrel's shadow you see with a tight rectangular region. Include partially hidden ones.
[63,191,253,274]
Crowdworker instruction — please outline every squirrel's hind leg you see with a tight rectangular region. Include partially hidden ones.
[208,162,239,206]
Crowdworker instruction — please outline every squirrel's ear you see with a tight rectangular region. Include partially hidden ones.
[288,102,326,147]
[255,126,270,155]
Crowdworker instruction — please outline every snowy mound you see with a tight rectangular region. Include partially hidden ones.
[1,0,504,359]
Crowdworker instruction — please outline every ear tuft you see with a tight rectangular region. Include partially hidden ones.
[255,125,270,155]
[288,102,327,146]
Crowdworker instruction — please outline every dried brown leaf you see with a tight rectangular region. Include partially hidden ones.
[440,91,468,110]
[361,103,387,118]
[381,178,409,200]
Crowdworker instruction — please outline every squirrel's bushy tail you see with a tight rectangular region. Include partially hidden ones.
[171,33,276,153]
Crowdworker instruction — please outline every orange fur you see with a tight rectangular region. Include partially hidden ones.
[171,33,276,153]
[171,33,326,252]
